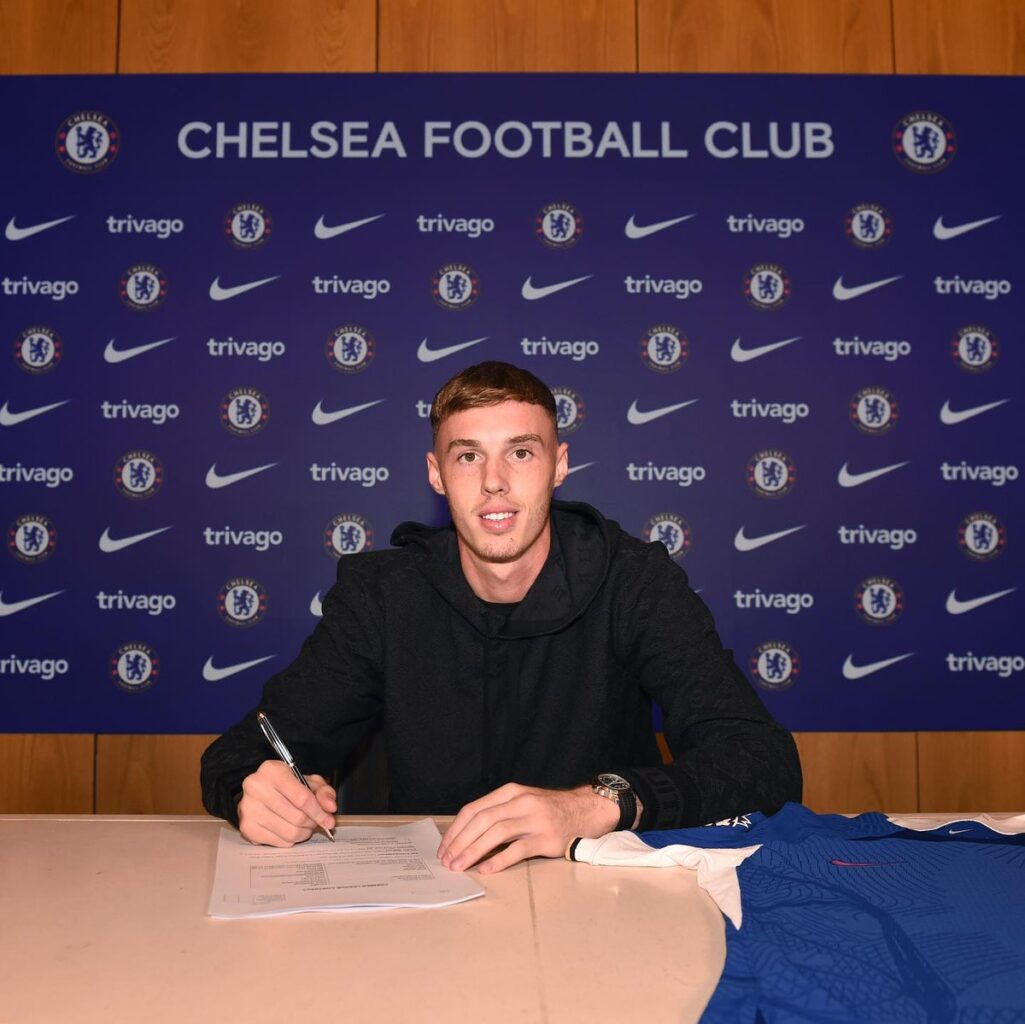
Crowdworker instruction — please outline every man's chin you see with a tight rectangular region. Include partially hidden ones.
[467,537,524,565]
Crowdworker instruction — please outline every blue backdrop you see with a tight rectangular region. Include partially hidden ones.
[1,73,1021,732]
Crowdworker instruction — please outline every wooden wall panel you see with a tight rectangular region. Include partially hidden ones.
[119,0,376,73]
[0,734,94,812]
[919,733,1025,812]
[0,0,117,73]
[894,0,1025,74]
[793,732,918,813]
[638,0,893,73]
[95,734,217,813]
[379,0,636,71]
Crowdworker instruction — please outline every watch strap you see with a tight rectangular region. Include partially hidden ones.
[614,786,636,831]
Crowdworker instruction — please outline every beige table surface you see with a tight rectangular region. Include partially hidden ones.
[0,814,726,1024]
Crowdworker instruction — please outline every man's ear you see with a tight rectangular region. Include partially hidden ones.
[553,441,569,487]
[426,451,446,496]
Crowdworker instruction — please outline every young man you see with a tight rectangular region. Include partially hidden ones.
[201,362,801,874]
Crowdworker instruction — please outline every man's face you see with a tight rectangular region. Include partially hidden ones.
[427,400,569,569]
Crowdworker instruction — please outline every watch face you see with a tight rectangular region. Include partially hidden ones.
[596,773,630,792]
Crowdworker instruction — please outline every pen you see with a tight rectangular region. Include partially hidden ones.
[256,710,335,842]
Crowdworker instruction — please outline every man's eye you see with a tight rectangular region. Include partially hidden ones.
[458,452,479,463]
[512,449,532,460]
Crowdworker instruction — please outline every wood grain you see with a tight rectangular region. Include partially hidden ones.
[0,734,94,812]
[918,732,1025,811]
[95,734,218,813]
[793,732,919,812]
[0,0,117,73]
[380,0,636,71]
[894,0,1025,74]
[119,0,376,72]
[638,0,893,72]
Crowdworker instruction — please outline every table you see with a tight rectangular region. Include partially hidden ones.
[0,815,726,1024]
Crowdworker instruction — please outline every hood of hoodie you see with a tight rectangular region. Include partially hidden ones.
[390,500,615,639]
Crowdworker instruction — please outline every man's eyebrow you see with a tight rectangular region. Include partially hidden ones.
[445,433,546,453]
[446,438,481,452]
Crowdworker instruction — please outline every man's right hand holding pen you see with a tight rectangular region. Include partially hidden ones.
[237,760,338,847]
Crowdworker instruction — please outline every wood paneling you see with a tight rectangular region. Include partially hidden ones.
[793,732,918,813]
[0,734,94,812]
[638,0,893,73]
[96,734,217,814]
[380,0,636,71]
[0,0,117,73]
[894,0,1025,74]
[119,0,375,73]
[918,732,1025,811]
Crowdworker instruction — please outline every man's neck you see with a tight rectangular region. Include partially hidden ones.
[459,530,551,604]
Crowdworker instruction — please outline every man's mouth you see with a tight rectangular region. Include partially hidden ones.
[481,512,516,521]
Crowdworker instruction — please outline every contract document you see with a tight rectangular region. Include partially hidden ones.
[208,818,485,918]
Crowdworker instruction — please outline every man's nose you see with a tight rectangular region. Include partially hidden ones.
[481,462,509,494]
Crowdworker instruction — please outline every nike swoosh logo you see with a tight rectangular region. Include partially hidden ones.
[99,526,173,553]
[417,336,488,363]
[627,399,699,425]
[205,462,278,489]
[946,587,1017,615]
[103,336,175,364]
[933,214,1001,241]
[837,460,909,488]
[730,336,802,363]
[842,652,915,680]
[939,398,1009,425]
[521,274,593,301]
[832,275,903,301]
[0,590,65,617]
[202,655,276,682]
[5,214,75,241]
[311,592,323,617]
[734,525,807,552]
[830,860,891,868]
[0,399,70,426]
[311,399,384,426]
[948,828,973,835]
[313,214,385,240]
[566,462,594,475]
[209,275,280,301]
[624,214,696,240]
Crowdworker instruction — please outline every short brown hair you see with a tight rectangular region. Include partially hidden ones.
[430,361,557,443]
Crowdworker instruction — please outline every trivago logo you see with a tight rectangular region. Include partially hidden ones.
[1,276,79,300]
[0,654,70,680]
[940,462,1019,486]
[734,589,814,614]
[202,526,284,551]
[309,463,390,487]
[947,652,1025,678]
[0,463,74,487]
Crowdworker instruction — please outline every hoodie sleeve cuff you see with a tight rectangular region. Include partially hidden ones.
[613,765,702,831]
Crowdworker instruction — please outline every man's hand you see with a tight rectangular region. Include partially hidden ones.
[237,760,337,847]
[437,783,621,875]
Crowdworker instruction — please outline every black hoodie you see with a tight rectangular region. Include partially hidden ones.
[201,501,802,829]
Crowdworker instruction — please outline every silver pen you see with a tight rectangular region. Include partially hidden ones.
[256,710,335,841]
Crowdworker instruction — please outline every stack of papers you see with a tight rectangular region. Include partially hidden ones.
[208,818,485,918]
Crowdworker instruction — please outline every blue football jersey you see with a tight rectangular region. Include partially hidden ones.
[572,803,1025,1023]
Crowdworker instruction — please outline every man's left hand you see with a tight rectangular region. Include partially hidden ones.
[437,783,621,875]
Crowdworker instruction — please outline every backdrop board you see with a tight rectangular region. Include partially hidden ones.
[0,73,1021,734]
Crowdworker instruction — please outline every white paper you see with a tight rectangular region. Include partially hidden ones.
[208,817,485,918]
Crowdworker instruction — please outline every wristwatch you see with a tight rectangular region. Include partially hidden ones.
[591,773,636,831]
